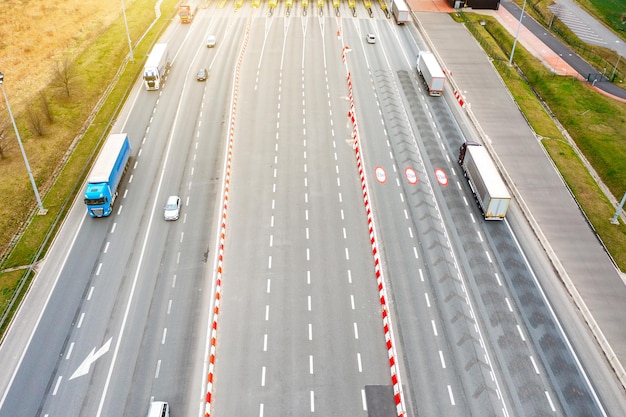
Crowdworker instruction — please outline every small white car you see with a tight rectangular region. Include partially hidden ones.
[206,35,217,48]
[164,195,181,221]
[366,33,376,44]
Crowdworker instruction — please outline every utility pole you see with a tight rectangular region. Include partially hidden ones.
[0,72,47,215]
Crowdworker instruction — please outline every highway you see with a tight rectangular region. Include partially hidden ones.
[1,2,625,417]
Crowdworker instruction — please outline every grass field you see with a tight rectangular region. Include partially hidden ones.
[0,0,178,334]
[460,11,626,270]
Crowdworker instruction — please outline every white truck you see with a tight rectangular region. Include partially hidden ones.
[458,142,511,220]
[392,0,410,24]
[143,43,170,91]
[416,51,445,97]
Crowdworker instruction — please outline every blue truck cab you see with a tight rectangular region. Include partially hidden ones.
[84,133,131,217]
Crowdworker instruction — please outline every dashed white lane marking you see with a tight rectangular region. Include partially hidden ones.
[155,360,161,378]
[309,355,314,374]
[530,355,540,374]
[357,353,363,372]
[310,390,315,412]
[52,376,62,396]
[263,334,268,351]
[353,322,359,340]
[447,385,455,405]
[439,350,446,369]
[77,313,85,328]
[66,343,74,360]
[261,366,266,386]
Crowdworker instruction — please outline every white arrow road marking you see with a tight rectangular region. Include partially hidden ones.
[70,338,112,380]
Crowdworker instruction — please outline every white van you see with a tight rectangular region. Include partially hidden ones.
[147,401,169,417]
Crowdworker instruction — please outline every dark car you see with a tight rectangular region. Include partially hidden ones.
[196,68,208,81]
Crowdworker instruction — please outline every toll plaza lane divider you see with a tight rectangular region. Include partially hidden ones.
[204,16,252,417]
[341,45,407,417]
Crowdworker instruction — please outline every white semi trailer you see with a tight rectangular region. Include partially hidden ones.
[416,51,445,97]
[143,43,170,91]
[458,142,511,220]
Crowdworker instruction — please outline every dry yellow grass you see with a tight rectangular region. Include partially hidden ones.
[0,1,134,112]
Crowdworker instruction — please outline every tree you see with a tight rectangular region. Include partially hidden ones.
[53,58,76,98]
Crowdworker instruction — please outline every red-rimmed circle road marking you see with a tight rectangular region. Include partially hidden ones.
[434,168,448,186]
[375,166,387,184]
[404,167,418,185]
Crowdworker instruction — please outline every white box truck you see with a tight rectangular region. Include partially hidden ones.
[416,51,445,97]
[458,142,511,220]
[143,43,170,91]
[392,0,410,24]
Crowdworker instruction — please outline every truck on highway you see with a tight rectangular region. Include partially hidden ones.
[178,4,196,23]
[84,133,132,218]
[392,0,410,24]
[143,43,170,91]
[416,51,445,97]
[458,142,511,220]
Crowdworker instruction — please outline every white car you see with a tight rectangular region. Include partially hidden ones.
[366,33,376,44]
[163,195,181,220]
[206,35,217,48]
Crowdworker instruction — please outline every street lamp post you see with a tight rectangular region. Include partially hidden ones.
[0,72,47,215]
[121,0,134,62]
[509,0,527,67]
